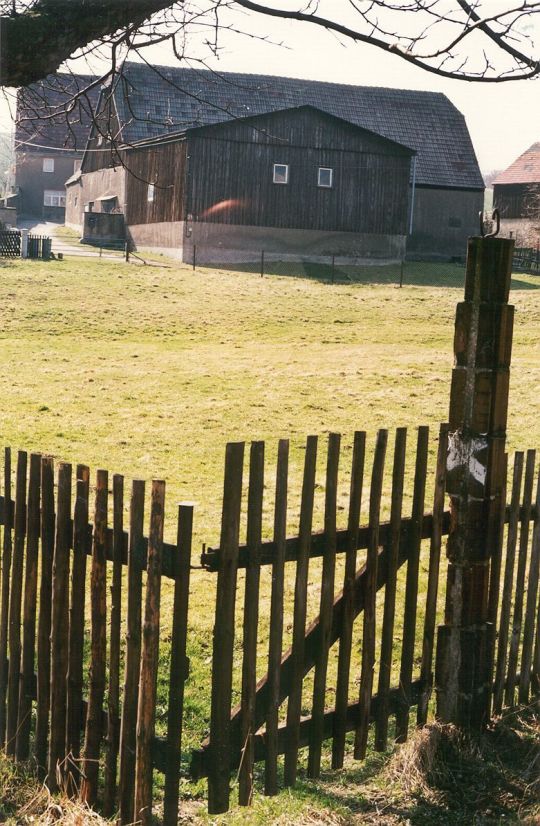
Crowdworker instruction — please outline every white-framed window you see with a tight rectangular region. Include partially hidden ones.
[273,163,289,185]
[147,183,155,202]
[318,167,333,188]
[42,157,54,173]
[43,190,65,207]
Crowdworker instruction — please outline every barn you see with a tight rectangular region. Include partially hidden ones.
[66,62,484,261]
[493,142,540,246]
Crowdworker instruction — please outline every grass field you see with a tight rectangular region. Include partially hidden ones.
[0,254,539,824]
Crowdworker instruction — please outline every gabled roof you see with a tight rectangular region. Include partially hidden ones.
[109,62,483,190]
[16,73,100,153]
[493,142,540,185]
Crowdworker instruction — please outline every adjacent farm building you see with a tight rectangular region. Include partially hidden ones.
[66,63,484,261]
[12,74,99,221]
[493,142,540,246]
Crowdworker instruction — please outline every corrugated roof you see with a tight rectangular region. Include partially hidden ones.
[16,73,100,152]
[492,142,540,185]
[112,62,483,190]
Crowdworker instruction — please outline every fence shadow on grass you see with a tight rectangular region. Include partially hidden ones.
[196,258,540,290]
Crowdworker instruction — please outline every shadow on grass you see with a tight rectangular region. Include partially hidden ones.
[199,259,540,290]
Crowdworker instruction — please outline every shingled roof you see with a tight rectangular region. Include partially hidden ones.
[16,73,100,152]
[492,142,540,185]
[109,62,483,190]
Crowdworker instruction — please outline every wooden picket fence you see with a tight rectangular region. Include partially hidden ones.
[0,428,539,822]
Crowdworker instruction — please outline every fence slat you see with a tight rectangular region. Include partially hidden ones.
[417,424,449,726]
[505,449,535,707]
[0,447,12,747]
[493,452,524,714]
[65,465,90,792]
[6,450,27,757]
[519,465,540,703]
[16,453,41,761]
[354,429,387,760]
[81,469,108,806]
[104,474,124,815]
[487,455,509,706]
[533,579,540,695]
[396,426,429,742]
[332,431,366,769]
[35,456,54,775]
[308,432,340,779]
[374,427,407,751]
[207,442,244,815]
[118,480,145,825]
[265,439,289,795]
[163,502,194,825]
[283,435,318,786]
[238,442,265,806]
[134,479,165,826]
[47,462,72,788]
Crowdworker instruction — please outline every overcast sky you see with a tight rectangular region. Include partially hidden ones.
[2,2,539,175]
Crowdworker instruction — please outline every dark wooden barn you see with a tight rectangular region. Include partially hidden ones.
[493,142,540,246]
[66,62,484,260]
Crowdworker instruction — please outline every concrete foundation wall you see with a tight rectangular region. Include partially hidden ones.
[128,221,184,250]
[184,221,406,262]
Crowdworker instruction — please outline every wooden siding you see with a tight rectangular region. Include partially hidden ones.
[188,107,412,154]
[186,109,412,235]
[187,138,410,234]
[494,183,540,220]
[82,99,122,175]
[124,141,188,226]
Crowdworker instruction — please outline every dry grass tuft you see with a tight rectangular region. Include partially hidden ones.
[379,707,540,824]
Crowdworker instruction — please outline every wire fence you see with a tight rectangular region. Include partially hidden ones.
[189,245,409,285]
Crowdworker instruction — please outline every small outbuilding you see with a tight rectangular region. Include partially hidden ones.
[493,142,540,246]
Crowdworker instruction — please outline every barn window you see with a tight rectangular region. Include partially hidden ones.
[147,183,155,202]
[42,158,54,173]
[318,167,333,188]
[273,164,289,185]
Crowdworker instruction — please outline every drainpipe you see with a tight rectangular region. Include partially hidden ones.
[408,155,417,236]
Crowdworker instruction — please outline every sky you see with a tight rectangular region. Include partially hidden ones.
[2,1,539,175]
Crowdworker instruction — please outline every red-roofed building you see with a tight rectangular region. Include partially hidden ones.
[493,143,540,245]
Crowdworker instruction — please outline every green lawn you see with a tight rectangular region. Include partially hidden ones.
[0,255,539,824]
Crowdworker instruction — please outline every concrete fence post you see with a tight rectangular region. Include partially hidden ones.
[435,233,515,728]
[20,228,28,259]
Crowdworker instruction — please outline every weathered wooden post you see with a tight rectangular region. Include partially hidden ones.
[436,218,514,727]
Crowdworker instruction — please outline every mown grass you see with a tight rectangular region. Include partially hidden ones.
[1,254,539,824]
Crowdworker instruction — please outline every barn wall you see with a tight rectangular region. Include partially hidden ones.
[65,166,126,230]
[408,187,483,259]
[124,141,188,225]
[493,183,540,219]
[186,108,412,235]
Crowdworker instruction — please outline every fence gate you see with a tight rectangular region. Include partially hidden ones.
[0,230,21,257]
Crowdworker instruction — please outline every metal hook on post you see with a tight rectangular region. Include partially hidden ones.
[479,208,501,238]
